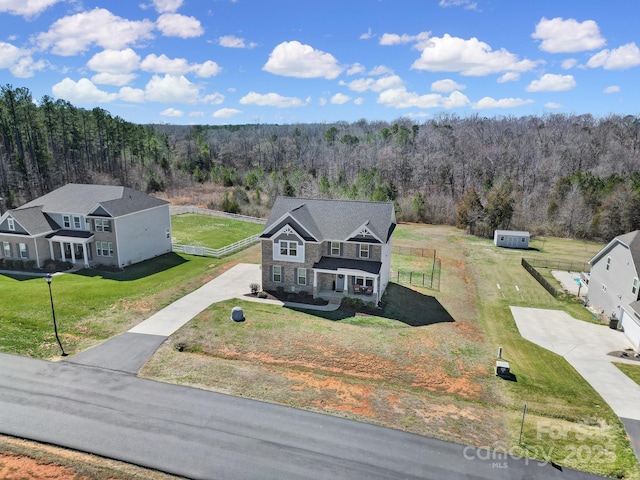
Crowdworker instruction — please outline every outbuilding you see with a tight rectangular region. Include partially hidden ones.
[494,230,530,249]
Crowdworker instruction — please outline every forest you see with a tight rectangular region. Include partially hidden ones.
[1,84,640,241]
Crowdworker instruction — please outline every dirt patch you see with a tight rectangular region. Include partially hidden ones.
[0,454,80,479]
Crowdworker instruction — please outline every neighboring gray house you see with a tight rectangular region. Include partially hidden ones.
[260,197,396,304]
[0,184,172,269]
[494,230,530,249]
[587,230,640,349]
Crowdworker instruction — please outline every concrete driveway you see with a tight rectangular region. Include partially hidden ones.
[511,306,640,461]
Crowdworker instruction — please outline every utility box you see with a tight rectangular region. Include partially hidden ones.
[231,306,245,322]
[495,360,510,376]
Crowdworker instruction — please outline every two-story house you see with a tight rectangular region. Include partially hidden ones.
[260,197,396,304]
[0,183,172,269]
[587,230,640,349]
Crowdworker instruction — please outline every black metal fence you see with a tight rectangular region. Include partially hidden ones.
[523,258,590,273]
[521,258,558,298]
[391,258,441,291]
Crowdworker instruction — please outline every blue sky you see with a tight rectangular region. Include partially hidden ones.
[1,0,639,125]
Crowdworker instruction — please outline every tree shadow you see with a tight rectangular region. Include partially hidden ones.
[289,283,455,327]
[73,253,189,281]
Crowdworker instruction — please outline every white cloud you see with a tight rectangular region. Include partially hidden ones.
[497,72,520,83]
[368,65,394,76]
[411,34,538,76]
[218,35,256,48]
[330,93,350,105]
[192,60,222,77]
[360,28,373,40]
[52,78,118,103]
[377,87,470,109]
[561,58,578,70]
[0,41,46,78]
[439,0,478,10]
[263,41,343,79]
[431,79,465,93]
[0,0,63,18]
[118,86,145,102]
[604,85,620,94]
[87,48,141,73]
[156,13,204,38]
[346,63,366,75]
[36,8,155,56]
[318,97,327,106]
[473,97,534,109]
[345,75,403,93]
[379,31,430,46]
[92,72,137,86]
[152,0,183,13]
[213,108,242,118]
[545,102,562,109]
[190,111,205,117]
[354,97,364,105]
[587,43,640,70]
[532,17,605,53]
[526,73,576,92]
[202,92,225,104]
[145,74,200,103]
[239,91,309,108]
[160,107,184,117]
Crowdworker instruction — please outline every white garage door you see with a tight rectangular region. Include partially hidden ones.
[620,308,640,351]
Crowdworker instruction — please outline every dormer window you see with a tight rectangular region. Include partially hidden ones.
[73,215,82,229]
[7,218,15,231]
[63,215,71,228]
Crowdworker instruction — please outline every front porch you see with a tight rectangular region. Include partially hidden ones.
[312,256,382,304]
[46,230,94,268]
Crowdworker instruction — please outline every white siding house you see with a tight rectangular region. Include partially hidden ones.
[494,230,530,249]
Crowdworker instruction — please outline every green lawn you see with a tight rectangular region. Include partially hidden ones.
[171,214,263,248]
[615,363,640,386]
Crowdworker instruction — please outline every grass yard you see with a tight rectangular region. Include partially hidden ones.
[615,363,640,386]
[142,224,638,479]
[0,244,261,358]
[171,214,263,248]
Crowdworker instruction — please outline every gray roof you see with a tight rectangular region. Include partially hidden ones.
[495,230,530,237]
[18,183,167,217]
[7,206,59,235]
[590,230,640,268]
[262,197,396,243]
[313,256,382,275]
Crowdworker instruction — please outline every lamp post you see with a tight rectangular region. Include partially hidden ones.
[45,274,67,357]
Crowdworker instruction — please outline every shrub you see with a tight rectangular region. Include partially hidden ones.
[366,301,378,310]
[257,291,267,299]
[249,282,260,295]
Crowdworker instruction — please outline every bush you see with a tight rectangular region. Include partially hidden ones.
[341,296,364,309]
[249,282,260,295]
[257,291,267,299]
[366,301,378,310]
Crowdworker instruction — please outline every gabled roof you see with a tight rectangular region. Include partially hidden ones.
[589,230,640,270]
[261,197,396,243]
[3,206,59,235]
[18,183,167,217]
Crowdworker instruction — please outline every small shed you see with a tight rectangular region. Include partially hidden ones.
[494,230,530,249]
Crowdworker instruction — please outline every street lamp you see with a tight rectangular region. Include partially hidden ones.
[45,274,67,357]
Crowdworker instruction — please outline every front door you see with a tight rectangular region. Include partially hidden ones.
[336,274,345,291]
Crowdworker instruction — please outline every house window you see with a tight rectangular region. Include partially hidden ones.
[279,241,297,257]
[633,278,639,295]
[96,241,113,257]
[7,218,15,231]
[73,216,82,229]
[272,265,282,282]
[331,241,341,256]
[95,219,112,232]
[521,237,526,243]
[359,243,370,258]
[18,243,28,259]
[297,267,307,285]
[606,257,611,271]
[63,215,71,228]
[500,236,505,241]
[602,284,607,293]
[2,241,12,257]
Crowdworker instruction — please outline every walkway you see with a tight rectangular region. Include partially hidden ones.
[66,263,338,372]
[511,306,640,462]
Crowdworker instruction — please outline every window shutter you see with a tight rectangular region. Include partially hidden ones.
[340,243,343,256]
[270,265,273,281]
[294,267,298,284]
[327,242,331,255]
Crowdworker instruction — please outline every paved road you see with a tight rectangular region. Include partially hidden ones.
[0,352,605,480]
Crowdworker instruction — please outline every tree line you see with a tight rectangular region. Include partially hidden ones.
[2,84,640,241]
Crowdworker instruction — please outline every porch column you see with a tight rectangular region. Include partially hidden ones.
[81,243,89,267]
[343,274,348,292]
[70,243,76,263]
[49,241,55,261]
[61,243,67,262]
[313,270,318,288]
[373,276,378,294]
